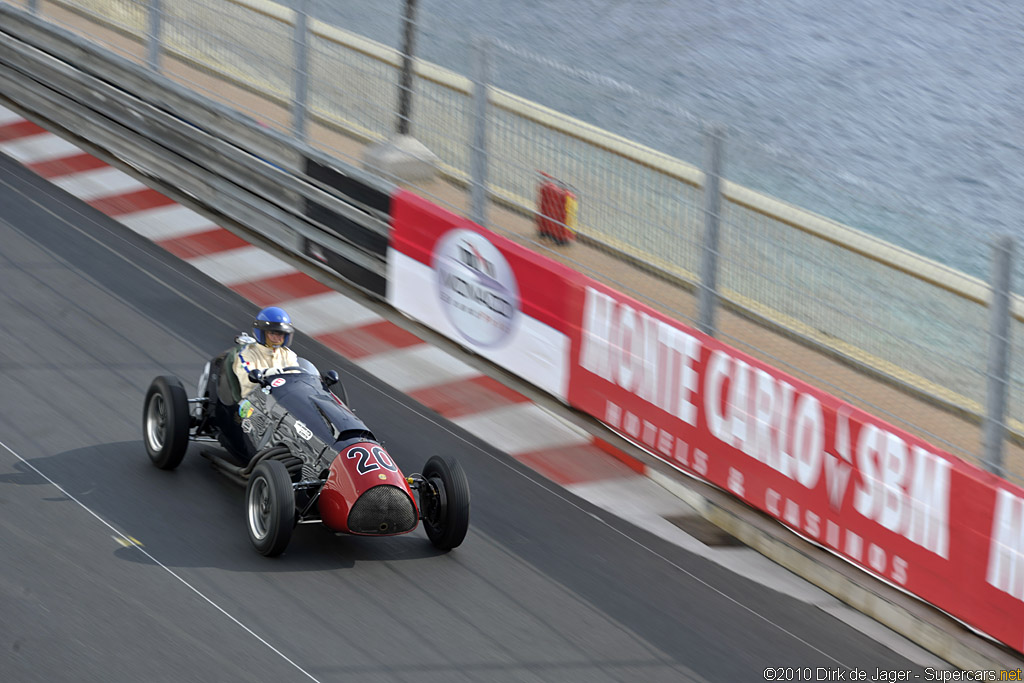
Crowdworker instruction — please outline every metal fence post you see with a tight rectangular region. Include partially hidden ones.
[982,235,1015,476]
[292,0,310,140]
[697,124,726,337]
[469,37,492,226]
[396,0,419,135]
[146,0,163,72]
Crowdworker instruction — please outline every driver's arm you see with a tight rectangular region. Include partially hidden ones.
[232,345,264,398]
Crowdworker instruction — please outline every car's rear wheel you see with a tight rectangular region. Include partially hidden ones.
[143,376,190,470]
[246,459,295,557]
[421,455,470,551]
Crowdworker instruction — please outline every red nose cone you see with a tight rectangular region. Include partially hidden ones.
[317,442,418,534]
[319,456,355,532]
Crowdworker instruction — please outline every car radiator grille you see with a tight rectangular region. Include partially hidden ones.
[347,485,417,535]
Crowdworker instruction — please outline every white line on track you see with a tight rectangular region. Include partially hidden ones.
[0,439,324,683]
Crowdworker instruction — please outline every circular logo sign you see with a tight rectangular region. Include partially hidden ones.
[270,377,286,387]
[433,229,520,347]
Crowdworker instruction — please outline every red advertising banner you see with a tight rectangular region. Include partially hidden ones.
[388,189,1024,653]
[567,279,1024,653]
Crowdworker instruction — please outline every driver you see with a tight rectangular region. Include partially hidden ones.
[232,306,300,399]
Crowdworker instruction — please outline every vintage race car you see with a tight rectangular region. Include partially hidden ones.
[142,341,470,556]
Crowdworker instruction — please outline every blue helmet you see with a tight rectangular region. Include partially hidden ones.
[252,306,294,348]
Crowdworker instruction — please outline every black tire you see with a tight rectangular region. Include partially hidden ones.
[421,455,470,551]
[246,459,295,557]
[143,376,191,470]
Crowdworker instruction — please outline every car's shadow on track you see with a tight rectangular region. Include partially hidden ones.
[2,440,446,573]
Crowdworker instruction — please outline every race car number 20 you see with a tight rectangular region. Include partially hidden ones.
[345,445,398,475]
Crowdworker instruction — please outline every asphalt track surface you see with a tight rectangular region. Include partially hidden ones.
[0,152,926,682]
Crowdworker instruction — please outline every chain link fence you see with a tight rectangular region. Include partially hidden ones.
[11,0,1024,484]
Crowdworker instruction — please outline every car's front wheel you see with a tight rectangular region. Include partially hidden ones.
[246,459,295,557]
[143,376,190,470]
[421,455,470,551]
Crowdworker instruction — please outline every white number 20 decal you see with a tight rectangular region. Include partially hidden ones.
[346,445,398,475]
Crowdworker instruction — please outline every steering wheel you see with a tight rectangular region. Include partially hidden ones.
[248,366,305,387]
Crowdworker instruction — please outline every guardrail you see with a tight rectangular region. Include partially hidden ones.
[0,3,394,298]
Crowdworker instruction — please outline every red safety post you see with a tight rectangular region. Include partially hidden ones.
[536,172,578,245]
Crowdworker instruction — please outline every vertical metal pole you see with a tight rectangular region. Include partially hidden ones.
[396,0,419,135]
[147,0,163,72]
[28,0,38,14]
[983,235,1015,476]
[697,124,726,337]
[469,37,492,226]
[292,0,310,140]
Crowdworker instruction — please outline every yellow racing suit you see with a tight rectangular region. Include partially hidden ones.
[231,341,299,399]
